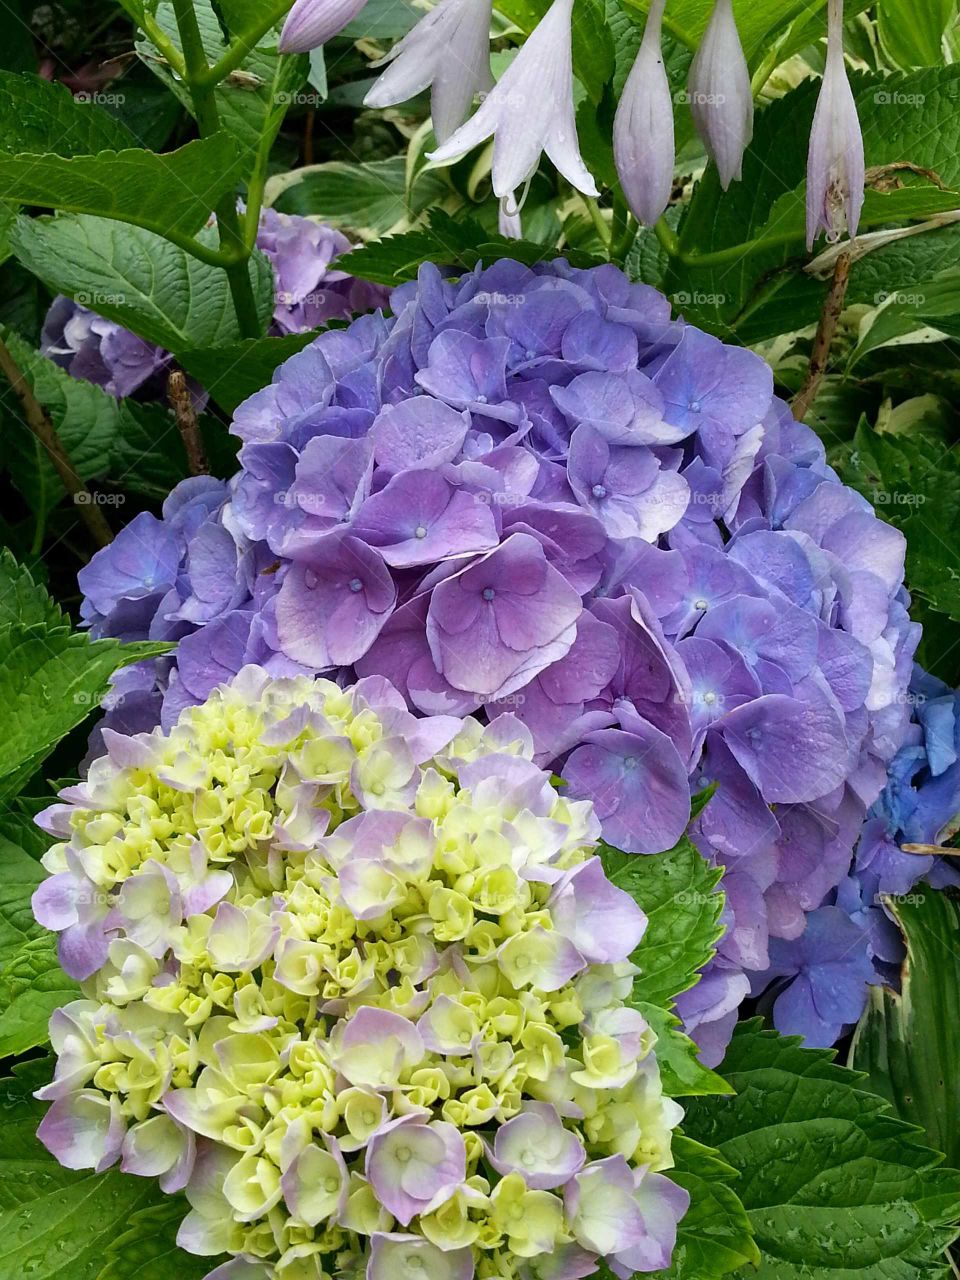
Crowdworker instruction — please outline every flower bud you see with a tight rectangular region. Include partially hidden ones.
[279,0,369,52]
[613,0,675,226]
[688,0,753,189]
[806,0,865,248]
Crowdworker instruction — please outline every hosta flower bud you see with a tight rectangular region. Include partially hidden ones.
[429,0,598,203]
[364,0,493,145]
[806,0,864,248]
[688,0,753,189]
[614,0,675,226]
[279,0,369,52]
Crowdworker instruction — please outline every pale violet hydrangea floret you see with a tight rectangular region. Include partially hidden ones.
[33,668,686,1279]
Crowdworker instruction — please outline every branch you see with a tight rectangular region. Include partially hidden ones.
[167,369,208,476]
[902,843,960,857]
[0,338,113,549]
[791,251,852,422]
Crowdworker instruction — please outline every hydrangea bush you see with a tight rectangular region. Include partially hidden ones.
[32,667,687,1280]
[79,255,928,1058]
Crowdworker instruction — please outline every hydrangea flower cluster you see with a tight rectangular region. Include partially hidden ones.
[759,668,960,1046]
[41,209,388,399]
[32,668,687,1280]
[80,256,926,1059]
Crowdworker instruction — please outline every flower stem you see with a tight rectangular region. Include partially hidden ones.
[792,250,852,422]
[167,369,209,476]
[171,0,263,340]
[198,0,295,88]
[584,197,612,248]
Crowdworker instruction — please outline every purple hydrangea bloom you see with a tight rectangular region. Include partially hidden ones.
[42,210,389,399]
[80,256,932,1062]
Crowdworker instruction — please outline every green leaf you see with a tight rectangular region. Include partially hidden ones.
[651,1136,760,1279]
[602,836,724,1009]
[270,156,451,235]
[878,0,955,69]
[0,550,63,629]
[339,210,604,286]
[9,214,276,352]
[0,72,136,156]
[0,134,244,239]
[178,331,321,413]
[681,1022,960,1277]
[0,626,169,802]
[837,420,960,624]
[849,271,960,365]
[639,1003,732,1098]
[0,1064,158,1280]
[96,1196,221,1280]
[0,932,78,1056]
[850,889,960,1169]
[0,838,75,1056]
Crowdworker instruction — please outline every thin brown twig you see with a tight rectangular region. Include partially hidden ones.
[902,843,960,857]
[0,337,113,549]
[792,251,853,423]
[167,369,208,476]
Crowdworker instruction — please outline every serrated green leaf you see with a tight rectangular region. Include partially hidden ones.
[0,626,170,801]
[850,889,960,1169]
[0,1066,158,1280]
[681,1021,960,1278]
[0,932,78,1056]
[0,72,136,156]
[96,1196,220,1280]
[0,134,244,239]
[837,420,960,624]
[650,1137,760,1279]
[602,836,724,1009]
[9,214,276,353]
[0,798,74,1066]
[0,550,63,629]
[639,1003,732,1097]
